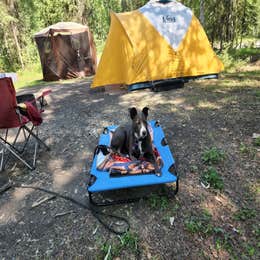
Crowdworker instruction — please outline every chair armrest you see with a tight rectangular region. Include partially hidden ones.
[36,89,52,110]
[16,103,27,110]
[15,104,27,123]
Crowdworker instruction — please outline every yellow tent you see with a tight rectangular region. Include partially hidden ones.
[91,0,224,88]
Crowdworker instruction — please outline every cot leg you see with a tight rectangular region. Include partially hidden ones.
[88,190,140,207]
[174,177,179,195]
[88,179,179,207]
[89,191,94,205]
[87,171,179,207]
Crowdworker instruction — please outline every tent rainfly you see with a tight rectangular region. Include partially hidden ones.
[34,22,97,81]
[91,0,224,89]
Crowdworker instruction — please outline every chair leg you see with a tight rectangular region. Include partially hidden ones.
[21,124,49,169]
[19,126,33,154]
[0,146,4,172]
[0,129,22,169]
[0,142,34,170]
[0,125,45,171]
[33,126,39,167]
[1,128,27,154]
[23,125,50,151]
[0,127,27,169]
[174,177,179,195]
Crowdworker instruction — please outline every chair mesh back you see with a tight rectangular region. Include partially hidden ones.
[0,77,26,128]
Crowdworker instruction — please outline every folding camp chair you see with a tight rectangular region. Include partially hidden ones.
[87,120,179,206]
[0,77,51,171]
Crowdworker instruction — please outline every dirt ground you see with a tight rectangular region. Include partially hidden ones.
[0,70,259,259]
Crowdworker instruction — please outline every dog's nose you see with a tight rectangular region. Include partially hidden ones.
[142,130,147,137]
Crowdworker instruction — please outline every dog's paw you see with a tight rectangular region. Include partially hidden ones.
[155,171,162,177]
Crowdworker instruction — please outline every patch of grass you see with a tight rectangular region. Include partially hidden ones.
[148,195,169,210]
[151,256,162,260]
[215,238,223,251]
[162,203,180,223]
[254,137,260,147]
[239,143,257,157]
[234,207,256,221]
[228,47,260,60]
[118,231,139,253]
[198,250,211,260]
[255,90,260,98]
[14,62,92,90]
[171,203,180,214]
[213,227,225,234]
[246,245,256,257]
[215,225,259,258]
[219,49,246,71]
[101,243,112,260]
[99,232,139,259]
[239,143,250,154]
[214,229,242,258]
[190,165,198,173]
[218,47,260,72]
[15,63,44,90]
[185,219,202,234]
[202,147,225,165]
[215,236,233,254]
[224,70,260,82]
[184,210,213,236]
[201,167,224,190]
[252,224,260,237]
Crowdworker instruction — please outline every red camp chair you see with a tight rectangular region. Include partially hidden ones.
[0,77,51,171]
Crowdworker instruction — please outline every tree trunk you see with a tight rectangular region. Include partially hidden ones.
[6,0,24,68]
[199,0,205,26]
[3,32,9,51]
[77,0,86,24]
[211,32,215,48]
[121,0,127,10]
[220,30,224,51]
[240,0,247,48]
[11,22,24,68]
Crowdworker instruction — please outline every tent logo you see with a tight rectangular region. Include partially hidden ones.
[162,15,176,23]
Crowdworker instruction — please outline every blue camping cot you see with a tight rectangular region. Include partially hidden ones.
[87,120,178,205]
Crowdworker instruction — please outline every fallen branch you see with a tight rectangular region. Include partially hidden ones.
[54,210,74,218]
[31,195,56,209]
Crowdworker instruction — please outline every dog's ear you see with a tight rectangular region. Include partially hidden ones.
[129,107,137,120]
[142,107,149,119]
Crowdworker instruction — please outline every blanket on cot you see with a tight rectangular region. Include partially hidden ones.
[96,124,163,176]
[96,146,163,176]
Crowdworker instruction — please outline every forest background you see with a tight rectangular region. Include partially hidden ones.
[0,0,259,81]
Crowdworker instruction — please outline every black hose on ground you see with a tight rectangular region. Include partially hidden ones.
[0,181,130,235]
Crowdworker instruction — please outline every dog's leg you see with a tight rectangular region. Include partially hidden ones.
[153,153,161,176]
[128,135,136,161]
[144,150,161,176]
[145,137,161,176]
[149,144,161,176]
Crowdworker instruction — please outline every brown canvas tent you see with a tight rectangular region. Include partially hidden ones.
[34,22,97,81]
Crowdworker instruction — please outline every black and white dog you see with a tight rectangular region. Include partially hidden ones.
[110,107,161,175]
